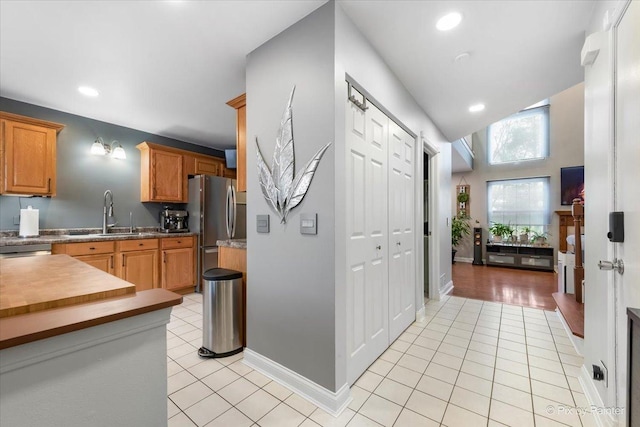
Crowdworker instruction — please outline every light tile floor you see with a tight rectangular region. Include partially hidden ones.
[167,293,597,427]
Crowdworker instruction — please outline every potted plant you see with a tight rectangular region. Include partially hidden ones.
[530,230,551,246]
[451,214,471,264]
[488,222,511,243]
[456,192,470,203]
[519,226,532,244]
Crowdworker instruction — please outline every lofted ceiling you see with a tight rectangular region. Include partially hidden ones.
[0,1,595,150]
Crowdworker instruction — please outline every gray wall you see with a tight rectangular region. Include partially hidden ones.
[451,82,585,262]
[246,3,337,391]
[0,97,224,231]
[245,1,453,393]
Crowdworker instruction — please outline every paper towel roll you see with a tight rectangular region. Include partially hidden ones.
[19,206,39,237]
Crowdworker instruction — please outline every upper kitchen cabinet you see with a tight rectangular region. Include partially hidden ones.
[0,112,64,196]
[137,142,187,203]
[226,93,246,192]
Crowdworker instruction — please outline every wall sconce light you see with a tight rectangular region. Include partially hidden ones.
[90,137,127,160]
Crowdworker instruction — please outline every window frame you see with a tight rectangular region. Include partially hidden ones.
[486,176,551,233]
[487,104,550,165]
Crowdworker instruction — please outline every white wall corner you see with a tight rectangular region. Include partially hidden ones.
[243,348,352,417]
[440,280,453,299]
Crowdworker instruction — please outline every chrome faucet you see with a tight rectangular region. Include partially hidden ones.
[103,190,115,234]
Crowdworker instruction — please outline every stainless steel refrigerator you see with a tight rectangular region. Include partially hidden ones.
[187,175,246,292]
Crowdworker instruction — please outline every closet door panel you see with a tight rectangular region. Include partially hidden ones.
[346,99,389,384]
[389,122,415,341]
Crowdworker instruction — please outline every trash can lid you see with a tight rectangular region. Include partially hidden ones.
[203,268,243,281]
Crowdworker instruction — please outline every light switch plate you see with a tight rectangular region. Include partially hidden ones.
[300,213,317,235]
[257,215,270,233]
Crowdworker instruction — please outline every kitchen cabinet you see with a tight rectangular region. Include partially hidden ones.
[161,236,195,291]
[138,142,228,203]
[53,236,197,292]
[116,239,159,292]
[137,142,186,203]
[52,241,116,275]
[226,93,246,192]
[0,112,64,196]
[194,156,223,176]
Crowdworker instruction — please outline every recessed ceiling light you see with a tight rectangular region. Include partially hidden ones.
[78,86,99,97]
[436,12,462,31]
[469,103,485,113]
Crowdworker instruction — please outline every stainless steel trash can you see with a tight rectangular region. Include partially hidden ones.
[198,268,244,358]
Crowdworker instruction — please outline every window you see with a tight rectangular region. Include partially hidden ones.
[488,104,549,164]
[487,177,550,232]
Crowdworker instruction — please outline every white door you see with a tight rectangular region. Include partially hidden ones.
[346,96,390,384]
[583,1,640,419]
[613,0,640,416]
[388,121,416,341]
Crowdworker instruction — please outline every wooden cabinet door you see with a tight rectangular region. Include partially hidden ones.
[151,150,184,202]
[119,250,158,292]
[75,253,115,275]
[194,157,222,176]
[226,94,246,191]
[162,248,195,290]
[2,119,56,195]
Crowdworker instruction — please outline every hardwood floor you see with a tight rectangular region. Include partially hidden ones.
[450,262,558,310]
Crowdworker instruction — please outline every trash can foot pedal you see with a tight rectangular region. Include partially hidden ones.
[198,346,243,359]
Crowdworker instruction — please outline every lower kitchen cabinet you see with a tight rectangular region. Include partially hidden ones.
[52,235,195,293]
[161,236,195,291]
[118,250,158,291]
[74,253,115,275]
[52,241,116,275]
[116,239,159,292]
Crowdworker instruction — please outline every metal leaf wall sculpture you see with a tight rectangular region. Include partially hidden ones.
[256,86,332,223]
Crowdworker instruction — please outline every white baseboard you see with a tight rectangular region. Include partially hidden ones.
[440,280,453,298]
[415,305,426,322]
[242,348,351,417]
[579,365,617,427]
[553,308,584,356]
[453,257,473,263]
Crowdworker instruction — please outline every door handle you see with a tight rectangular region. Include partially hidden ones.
[598,258,624,275]
[376,245,382,250]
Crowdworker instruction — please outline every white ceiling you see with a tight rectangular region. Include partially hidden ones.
[0,1,595,150]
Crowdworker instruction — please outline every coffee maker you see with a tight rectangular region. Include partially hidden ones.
[160,207,189,233]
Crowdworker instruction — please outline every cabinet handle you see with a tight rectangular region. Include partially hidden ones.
[122,256,126,267]
[163,253,166,263]
[89,247,95,250]
[177,240,181,244]
[139,243,143,246]
[47,178,51,193]
[110,255,114,269]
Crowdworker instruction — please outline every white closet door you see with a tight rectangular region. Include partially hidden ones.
[346,98,390,384]
[388,121,415,341]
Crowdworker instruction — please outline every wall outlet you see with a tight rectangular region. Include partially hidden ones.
[593,361,608,387]
[13,216,20,225]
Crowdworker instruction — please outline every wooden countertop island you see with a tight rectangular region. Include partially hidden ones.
[0,254,183,426]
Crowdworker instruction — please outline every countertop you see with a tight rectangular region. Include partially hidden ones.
[0,255,135,317]
[217,239,247,249]
[0,228,196,247]
[0,254,182,349]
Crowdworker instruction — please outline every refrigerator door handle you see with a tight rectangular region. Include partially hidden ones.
[225,184,232,239]
[230,183,237,238]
